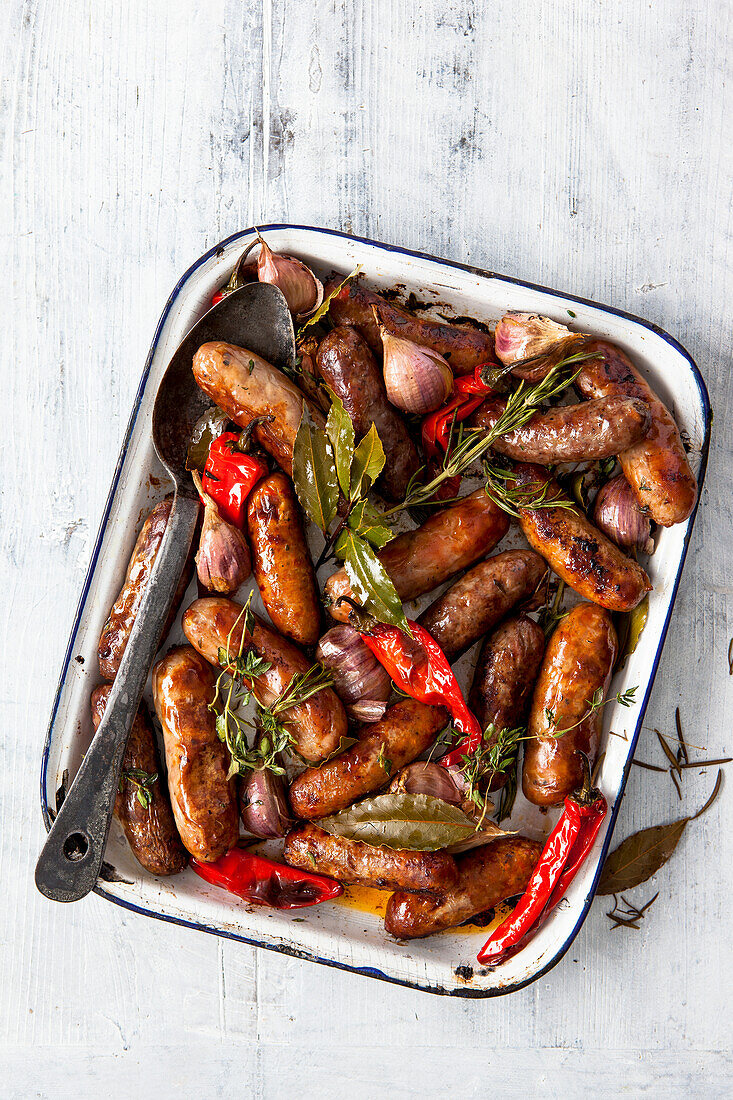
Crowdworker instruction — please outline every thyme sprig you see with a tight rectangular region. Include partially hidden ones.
[545,686,637,738]
[209,594,333,778]
[119,768,158,809]
[447,722,526,813]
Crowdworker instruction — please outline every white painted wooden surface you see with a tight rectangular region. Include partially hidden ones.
[1,0,731,1096]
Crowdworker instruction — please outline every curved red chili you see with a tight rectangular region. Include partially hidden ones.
[358,619,482,744]
[477,755,606,965]
[191,844,343,910]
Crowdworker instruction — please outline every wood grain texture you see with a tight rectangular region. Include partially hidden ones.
[1,0,731,1096]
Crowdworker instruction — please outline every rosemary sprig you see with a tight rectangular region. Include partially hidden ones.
[606,890,659,931]
[380,353,594,517]
[482,458,576,517]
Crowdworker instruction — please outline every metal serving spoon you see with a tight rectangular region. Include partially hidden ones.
[35,281,296,902]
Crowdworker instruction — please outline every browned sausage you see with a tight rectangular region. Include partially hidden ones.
[417,549,546,657]
[511,463,651,612]
[469,394,651,463]
[522,602,617,806]
[181,597,347,762]
[326,277,495,375]
[151,646,239,862]
[289,700,449,819]
[283,822,459,894]
[575,340,697,526]
[192,341,325,477]
[98,498,195,682]
[315,326,420,500]
[246,472,320,646]
[324,489,510,622]
[91,686,187,876]
[384,837,543,938]
[468,615,546,790]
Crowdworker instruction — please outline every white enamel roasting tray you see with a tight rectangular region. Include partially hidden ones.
[40,226,711,997]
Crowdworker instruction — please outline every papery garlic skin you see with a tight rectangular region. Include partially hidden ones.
[378,326,454,414]
[256,238,324,317]
[593,474,654,554]
[196,497,252,594]
[316,625,391,722]
[494,312,576,365]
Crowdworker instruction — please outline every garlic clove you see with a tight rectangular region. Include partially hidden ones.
[256,237,324,318]
[389,761,483,821]
[240,748,291,839]
[373,307,453,414]
[593,474,654,555]
[315,624,391,720]
[192,472,252,594]
[494,312,576,365]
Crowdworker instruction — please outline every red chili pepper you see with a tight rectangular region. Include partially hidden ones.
[476,755,607,966]
[421,363,497,473]
[191,844,343,910]
[358,618,482,743]
[202,431,268,527]
[211,288,226,306]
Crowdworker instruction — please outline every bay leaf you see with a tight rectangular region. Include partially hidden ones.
[292,415,338,532]
[319,792,478,851]
[297,263,362,338]
[597,818,688,895]
[350,422,386,499]
[348,499,394,550]
[325,390,355,497]
[597,768,723,895]
[335,528,410,632]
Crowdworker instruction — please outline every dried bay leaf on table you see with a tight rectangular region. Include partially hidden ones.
[597,818,689,895]
[597,769,723,895]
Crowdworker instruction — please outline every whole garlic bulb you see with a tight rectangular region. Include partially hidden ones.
[373,308,453,414]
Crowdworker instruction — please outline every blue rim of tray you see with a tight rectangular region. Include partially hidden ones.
[39,224,712,997]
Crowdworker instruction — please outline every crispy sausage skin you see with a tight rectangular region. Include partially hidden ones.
[246,472,320,646]
[468,615,546,790]
[522,603,617,807]
[284,822,459,894]
[316,326,420,500]
[384,837,543,938]
[575,340,697,526]
[326,277,495,375]
[181,597,347,762]
[418,549,546,658]
[469,394,651,464]
[91,686,187,876]
[512,464,651,612]
[324,489,510,622]
[192,342,325,477]
[98,498,195,682]
[289,700,449,820]
[152,646,239,862]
